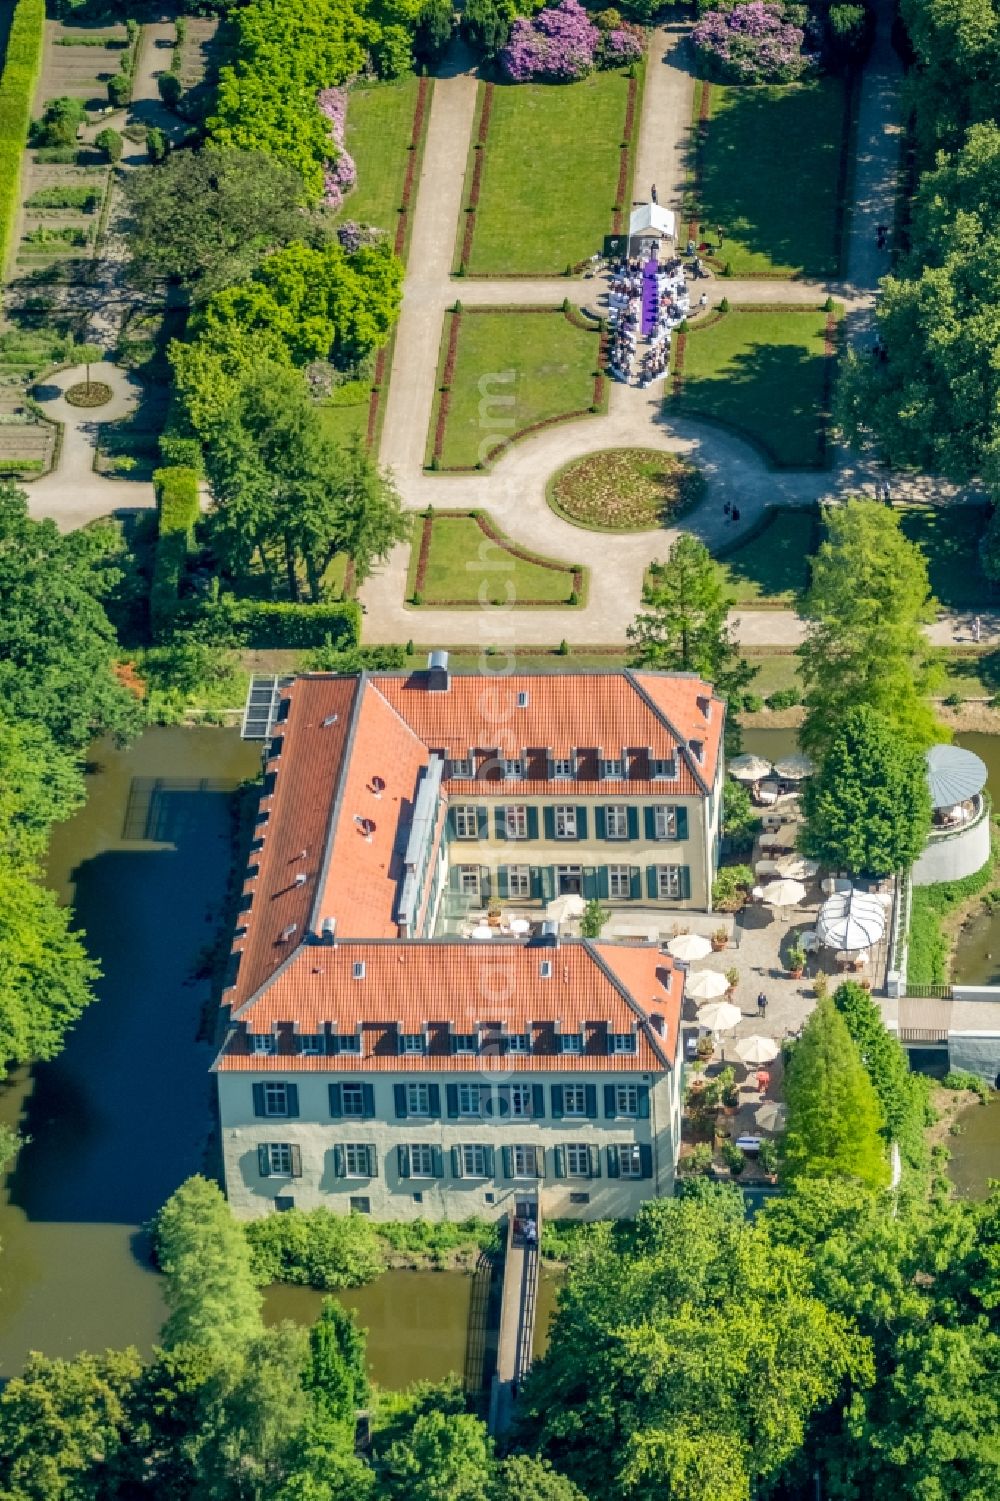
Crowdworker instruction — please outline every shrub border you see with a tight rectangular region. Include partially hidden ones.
[405,507,588,608]
[667,303,843,471]
[0,0,46,277]
[426,303,607,472]
[544,446,706,533]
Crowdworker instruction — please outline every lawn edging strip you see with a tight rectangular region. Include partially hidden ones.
[406,508,588,608]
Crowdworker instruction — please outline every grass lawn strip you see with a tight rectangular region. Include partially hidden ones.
[406,511,586,607]
[428,306,603,471]
[713,505,821,605]
[465,69,636,276]
[690,76,848,279]
[897,504,994,611]
[333,76,423,235]
[670,305,837,469]
[548,447,705,532]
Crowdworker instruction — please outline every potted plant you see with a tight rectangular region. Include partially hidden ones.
[725,965,740,995]
[681,1142,714,1175]
[711,925,728,951]
[696,1034,714,1061]
[720,1068,739,1111]
[486,896,502,927]
[786,942,806,979]
[758,1139,779,1182]
[721,1140,746,1176]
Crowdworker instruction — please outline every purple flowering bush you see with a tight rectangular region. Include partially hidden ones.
[499,0,601,82]
[600,21,644,65]
[318,87,357,210]
[691,2,815,83]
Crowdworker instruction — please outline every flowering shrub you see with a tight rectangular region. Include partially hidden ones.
[499,0,600,82]
[318,86,356,210]
[691,2,814,83]
[600,21,644,64]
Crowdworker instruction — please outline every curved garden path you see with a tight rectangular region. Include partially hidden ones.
[364,0,982,646]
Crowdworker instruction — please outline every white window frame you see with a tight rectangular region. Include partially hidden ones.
[401,1033,426,1054]
[616,1083,639,1116]
[510,1084,532,1118]
[612,1032,638,1055]
[454,1033,477,1055]
[406,1082,430,1116]
[563,1084,587,1117]
[560,1033,583,1054]
[552,757,575,779]
[512,1144,538,1177]
[507,1032,531,1054]
[341,1082,365,1118]
[507,865,531,899]
[608,864,631,898]
[618,1144,642,1179]
[505,805,528,840]
[503,758,525,780]
[263,1082,288,1117]
[462,1144,489,1178]
[251,1033,276,1055]
[451,757,475,779]
[657,864,682,899]
[458,1083,482,1116]
[337,1033,361,1054]
[344,1143,373,1178]
[267,1143,293,1176]
[605,805,628,840]
[554,805,577,840]
[651,757,677,780]
[410,1143,436,1178]
[565,1144,591,1178]
[600,757,625,780]
[299,1033,325,1055]
[458,866,481,898]
[654,805,677,841]
[453,805,479,840]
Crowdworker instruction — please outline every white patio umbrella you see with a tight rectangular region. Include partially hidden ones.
[773,754,815,780]
[816,889,886,951]
[729,754,773,782]
[685,968,730,1001]
[668,932,713,962]
[546,893,587,923]
[735,1034,779,1065]
[755,1099,787,1131]
[773,854,819,881]
[509,917,531,936]
[761,878,807,909]
[697,1000,742,1032]
[470,924,493,941]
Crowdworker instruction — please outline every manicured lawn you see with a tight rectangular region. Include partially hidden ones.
[333,75,423,236]
[694,77,848,278]
[407,513,585,606]
[670,308,835,468]
[548,448,705,531]
[716,506,821,603]
[897,504,994,609]
[316,384,370,448]
[743,652,801,698]
[429,308,601,469]
[465,71,634,275]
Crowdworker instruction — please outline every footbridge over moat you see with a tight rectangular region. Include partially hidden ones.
[489,1201,542,1437]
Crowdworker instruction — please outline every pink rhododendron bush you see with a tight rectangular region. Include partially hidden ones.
[499,0,603,82]
[692,2,815,84]
[318,86,357,209]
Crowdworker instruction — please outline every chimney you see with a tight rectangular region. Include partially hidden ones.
[320,916,337,946]
[427,650,450,693]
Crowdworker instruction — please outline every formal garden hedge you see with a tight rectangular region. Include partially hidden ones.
[0,0,45,274]
[210,597,362,649]
[151,465,200,630]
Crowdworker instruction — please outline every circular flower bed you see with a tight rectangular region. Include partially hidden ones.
[548,448,705,531]
[64,381,113,408]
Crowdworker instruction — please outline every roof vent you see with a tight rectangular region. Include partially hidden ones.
[293,872,307,887]
[322,713,339,728]
[516,690,529,708]
[355,815,376,841]
[427,650,450,693]
[353,960,366,980]
[279,923,297,943]
[320,916,337,945]
[370,775,385,798]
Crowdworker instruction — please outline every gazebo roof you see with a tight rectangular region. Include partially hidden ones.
[628,203,676,239]
[926,743,988,809]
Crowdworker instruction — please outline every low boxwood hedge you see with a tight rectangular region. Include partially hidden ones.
[151,465,200,631]
[0,0,46,273]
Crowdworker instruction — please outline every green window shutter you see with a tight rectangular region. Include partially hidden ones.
[367,1147,379,1178]
[530,867,543,899]
[588,1145,602,1179]
[526,806,539,839]
[449,865,463,892]
[484,1145,495,1177]
[502,1145,513,1179]
[285,1084,299,1119]
[583,868,598,899]
[640,1144,653,1179]
[480,867,492,901]
[428,1084,441,1118]
[541,866,556,900]
[595,806,606,839]
[497,866,509,899]
[451,1145,463,1178]
[252,1083,265,1118]
[477,806,489,840]
[637,1084,650,1118]
[646,866,658,899]
[495,808,507,840]
[585,1084,598,1118]
[596,866,609,899]
[627,806,639,840]
[446,1084,459,1119]
[676,806,689,840]
[432,1146,444,1178]
[497,1085,511,1118]
[334,1145,347,1178]
[629,866,642,900]
[606,1145,620,1178]
[681,866,691,900]
[447,806,459,838]
[533,1147,544,1178]
[361,1083,375,1119]
[290,1145,302,1178]
[575,806,588,839]
[257,1144,271,1177]
[553,1146,566,1179]
[551,1084,564,1119]
[543,806,556,840]
[393,1084,407,1119]
[397,1145,411,1179]
[329,1083,342,1119]
[604,1084,617,1119]
[531,1084,545,1118]
[644,807,656,840]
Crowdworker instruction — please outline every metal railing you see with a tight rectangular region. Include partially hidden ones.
[903,983,954,1000]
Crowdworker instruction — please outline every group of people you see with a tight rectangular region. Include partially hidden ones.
[605,252,691,387]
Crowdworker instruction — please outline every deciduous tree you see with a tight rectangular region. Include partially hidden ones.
[155,1175,263,1351]
[382,1410,495,1501]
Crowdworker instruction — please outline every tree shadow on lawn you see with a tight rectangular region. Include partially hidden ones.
[693,82,842,277]
[672,337,832,469]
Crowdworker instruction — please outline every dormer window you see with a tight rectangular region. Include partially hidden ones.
[450,756,475,779]
[453,1032,477,1054]
[551,757,575,779]
[400,1032,426,1054]
[251,1032,276,1055]
[299,1033,325,1055]
[507,1032,531,1053]
[611,1031,638,1054]
[600,757,625,780]
[337,1032,362,1054]
[651,756,677,780]
[690,740,704,763]
[504,757,525,780]
[560,1032,583,1054]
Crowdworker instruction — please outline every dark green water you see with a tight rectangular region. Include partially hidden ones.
[947,1096,1000,1200]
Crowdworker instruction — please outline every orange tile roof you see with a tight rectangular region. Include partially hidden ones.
[215,938,682,1073]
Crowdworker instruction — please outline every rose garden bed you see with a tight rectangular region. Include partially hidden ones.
[547,447,706,531]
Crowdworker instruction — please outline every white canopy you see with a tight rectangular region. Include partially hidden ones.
[926,743,988,809]
[816,888,886,951]
[685,969,730,1001]
[698,1000,742,1033]
[629,202,676,240]
[668,932,713,962]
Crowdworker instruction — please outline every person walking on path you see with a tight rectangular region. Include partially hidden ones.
[757,991,768,1018]
[651,183,658,204]
[974,615,982,643]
